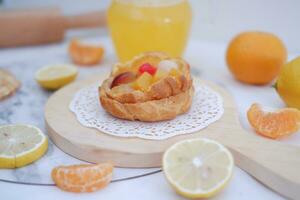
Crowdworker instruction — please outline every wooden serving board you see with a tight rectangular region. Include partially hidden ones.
[45,73,300,199]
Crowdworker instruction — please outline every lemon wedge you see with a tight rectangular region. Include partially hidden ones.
[0,124,48,168]
[163,138,234,199]
[35,64,78,90]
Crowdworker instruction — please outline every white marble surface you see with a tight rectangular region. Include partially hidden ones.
[0,32,160,185]
[0,33,298,199]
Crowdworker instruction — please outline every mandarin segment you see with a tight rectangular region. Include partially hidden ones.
[247,103,300,139]
[69,39,104,66]
[52,163,113,193]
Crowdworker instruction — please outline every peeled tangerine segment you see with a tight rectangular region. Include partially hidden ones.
[52,163,114,193]
[247,103,300,139]
[163,138,234,199]
[69,39,104,66]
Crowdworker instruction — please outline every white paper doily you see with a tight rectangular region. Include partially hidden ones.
[69,81,224,140]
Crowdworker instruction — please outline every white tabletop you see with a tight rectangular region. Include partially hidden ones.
[0,34,296,200]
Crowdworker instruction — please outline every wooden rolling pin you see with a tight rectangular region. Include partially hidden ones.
[0,7,106,47]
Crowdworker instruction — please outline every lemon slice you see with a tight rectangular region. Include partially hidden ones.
[163,138,234,199]
[35,64,78,90]
[0,124,48,168]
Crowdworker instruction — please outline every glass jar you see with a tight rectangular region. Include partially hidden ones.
[107,0,192,61]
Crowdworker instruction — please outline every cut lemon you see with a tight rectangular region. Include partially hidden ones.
[35,64,78,90]
[0,124,48,168]
[163,138,234,199]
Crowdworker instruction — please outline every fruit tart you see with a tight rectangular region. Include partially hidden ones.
[99,52,194,122]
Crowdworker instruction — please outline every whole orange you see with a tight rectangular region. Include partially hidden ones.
[226,31,287,85]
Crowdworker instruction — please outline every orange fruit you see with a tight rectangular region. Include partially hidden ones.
[226,31,287,85]
[52,163,113,193]
[247,103,300,139]
[69,39,104,66]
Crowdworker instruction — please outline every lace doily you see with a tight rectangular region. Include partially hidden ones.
[69,80,224,140]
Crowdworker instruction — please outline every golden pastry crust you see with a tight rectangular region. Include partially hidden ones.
[100,86,194,122]
[99,52,194,122]
[102,75,192,104]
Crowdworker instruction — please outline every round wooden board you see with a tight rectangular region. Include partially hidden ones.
[45,73,238,168]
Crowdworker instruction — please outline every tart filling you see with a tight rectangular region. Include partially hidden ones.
[104,52,192,103]
[99,52,194,122]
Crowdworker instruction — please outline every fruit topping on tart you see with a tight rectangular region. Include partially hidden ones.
[110,56,187,93]
[138,63,157,75]
[111,72,137,88]
[99,52,193,122]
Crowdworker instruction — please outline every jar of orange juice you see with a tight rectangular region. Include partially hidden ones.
[107,0,192,61]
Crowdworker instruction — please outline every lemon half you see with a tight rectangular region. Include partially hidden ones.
[163,138,234,199]
[0,124,48,168]
[35,64,78,90]
[276,56,300,109]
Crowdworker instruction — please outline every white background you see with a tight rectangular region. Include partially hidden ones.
[2,0,300,53]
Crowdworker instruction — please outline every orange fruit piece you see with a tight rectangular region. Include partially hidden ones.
[69,39,104,66]
[226,31,287,85]
[52,163,113,193]
[247,103,300,139]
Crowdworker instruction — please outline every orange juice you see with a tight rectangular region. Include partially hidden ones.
[108,0,192,61]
